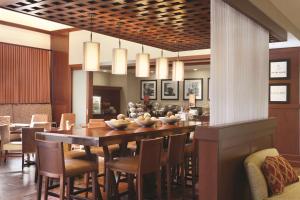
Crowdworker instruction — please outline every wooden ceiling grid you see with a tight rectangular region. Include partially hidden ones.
[0,0,278,51]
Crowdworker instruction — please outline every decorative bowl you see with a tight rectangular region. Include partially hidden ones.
[134,118,157,127]
[105,120,129,130]
[159,117,180,125]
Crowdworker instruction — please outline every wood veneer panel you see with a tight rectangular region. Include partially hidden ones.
[195,118,276,200]
[50,32,71,124]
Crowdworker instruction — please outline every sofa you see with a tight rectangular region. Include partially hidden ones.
[244,148,300,200]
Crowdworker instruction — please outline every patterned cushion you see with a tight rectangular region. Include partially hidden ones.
[277,156,299,186]
[261,156,285,195]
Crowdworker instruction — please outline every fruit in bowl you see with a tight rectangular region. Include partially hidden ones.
[135,114,157,127]
[159,112,180,125]
[105,116,130,130]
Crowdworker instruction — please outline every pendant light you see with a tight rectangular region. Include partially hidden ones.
[155,49,168,79]
[83,14,100,71]
[172,51,184,81]
[136,30,150,77]
[112,22,128,75]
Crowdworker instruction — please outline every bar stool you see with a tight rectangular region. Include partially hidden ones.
[161,133,187,200]
[106,137,163,200]
[36,139,102,200]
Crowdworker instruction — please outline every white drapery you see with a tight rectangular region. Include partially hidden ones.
[210,0,269,125]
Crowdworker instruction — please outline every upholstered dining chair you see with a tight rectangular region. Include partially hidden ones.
[0,124,22,164]
[30,114,49,124]
[59,113,76,130]
[161,133,187,200]
[36,139,102,200]
[21,127,43,170]
[106,137,163,200]
[0,115,11,125]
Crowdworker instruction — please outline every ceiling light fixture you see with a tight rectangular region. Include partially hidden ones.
[172,47,184,81]
[83,13,100,71]
[156,49,169,79]
[112,21,128,75]
[136,30,150,77]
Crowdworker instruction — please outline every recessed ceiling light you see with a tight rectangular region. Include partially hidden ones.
[193,69,198,71]
[102,70,108,72]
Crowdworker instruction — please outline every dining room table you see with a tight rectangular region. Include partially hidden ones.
[35,120,205,198]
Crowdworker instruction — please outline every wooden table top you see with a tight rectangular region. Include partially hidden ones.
[36,121,205,146]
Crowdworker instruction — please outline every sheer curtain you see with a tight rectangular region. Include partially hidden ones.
[210,0,269,125]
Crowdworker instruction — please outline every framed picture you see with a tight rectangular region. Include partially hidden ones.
[92,96,101,114]
[208,78,210,100]
[269,84,289,104]
[269,59,290,80]
[161,79,179,100]
[140,80,157,100]
[183,78,203,100]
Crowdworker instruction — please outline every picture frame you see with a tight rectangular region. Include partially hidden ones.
[140,80,157,100]
[92,96,101,114]
[183,78,203,100]
[161,79,179,100]
[269,83,289,104]
[269,59,290,80]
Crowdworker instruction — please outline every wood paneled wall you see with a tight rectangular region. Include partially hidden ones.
[50,33,71,124]
[269,47,300,166]
[0,42,50,104]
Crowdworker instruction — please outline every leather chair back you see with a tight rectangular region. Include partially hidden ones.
[22,128,43,154]
[167,133,187,166]
[59,113,75,130]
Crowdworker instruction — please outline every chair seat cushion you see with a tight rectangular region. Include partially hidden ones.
[65,159,98,177]
[265,179,300,200]
[3,142,22,151]
[106,156,139,174]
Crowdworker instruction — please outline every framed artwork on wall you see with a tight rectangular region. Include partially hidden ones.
[269,83,289,104]
[92,96,101,114]
[269,59,290,80]
[140,80,157,100]
[161,79,179,100]
[183,78,203,100]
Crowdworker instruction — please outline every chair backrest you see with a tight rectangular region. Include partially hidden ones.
[88,121,106,128]
[22,128,44,154]
[244,148,279,200]
[30,122,51,131]
[167,133,187,165]
[139,137,163,174]
[31,114,49,123]
[89,119,104,123]
[0,116,11,125]
[59,113,75,130]
[0,124,10,149]
[36,139,65,178]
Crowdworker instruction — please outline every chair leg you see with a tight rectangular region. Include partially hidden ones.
[91,171,102,200]
[59,176,65,200]
[156,171,161,200]
[66,177,74,200]
[181,163,185,199]
[166,165,171,200]
[22,154,24,171]
[4,150,7,163]
[84,173,90,198]
[137,174,143,200]
[37,175,43,200]
[43,177,49,200]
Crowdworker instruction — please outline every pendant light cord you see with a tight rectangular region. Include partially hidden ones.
[118,21,122,48]
[161,49,163,57]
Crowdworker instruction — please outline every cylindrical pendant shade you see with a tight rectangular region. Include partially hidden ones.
[172,60,184,81]
[155,57,168,79]
[112,48,128,75]
[136,53,150,77]
[83,41,100,71]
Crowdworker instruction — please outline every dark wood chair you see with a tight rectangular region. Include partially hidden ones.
[184,135,198,199]
[106,137,163,200]
[161,133,187,200]
[36,139,102,200]
[21,127,44,170]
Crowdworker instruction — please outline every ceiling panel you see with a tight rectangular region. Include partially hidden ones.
[0,0,279,51]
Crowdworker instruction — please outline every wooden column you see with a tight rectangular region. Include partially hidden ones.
[195,118,276,200]
[51,32,71,124]
[269,47,300,166]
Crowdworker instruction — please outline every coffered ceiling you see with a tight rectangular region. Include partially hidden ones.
[0,0,281,51]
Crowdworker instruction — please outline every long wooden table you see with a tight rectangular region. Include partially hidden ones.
[36,121,203,198]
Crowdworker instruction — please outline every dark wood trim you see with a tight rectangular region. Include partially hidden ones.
[281,154,300,167]
[223,0,287,42]
[50,28,80,35]
[0,41,50,51]
[0,19,51,34]
[160,79,179,100]
[69,64,83,70]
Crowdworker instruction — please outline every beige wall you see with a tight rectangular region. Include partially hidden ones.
[93,65,210,114]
